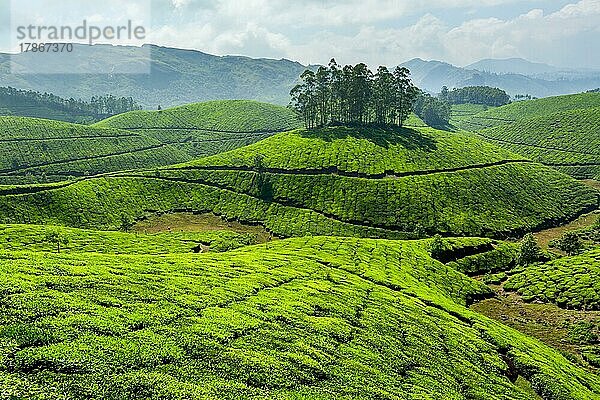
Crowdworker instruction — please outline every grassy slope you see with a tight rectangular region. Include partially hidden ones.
[0,235,598,399]
[0,224,257,254]
[450,104,493,126]
[188,126,524,174]
[94,100,302,159]
[505,247,600,310]
[0,117,189,184]
[457,93,600,131]
[477,107,600,180]
[96,100,302,132]
[0,126,597,238]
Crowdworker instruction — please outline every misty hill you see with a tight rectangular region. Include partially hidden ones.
[4,44,600,108]
[401,58,600,97]
[466,58,561,76]
[0,44,308,108]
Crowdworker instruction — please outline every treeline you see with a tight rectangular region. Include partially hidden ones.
[414,93,451,128]
[290,60,419,128]
[439,86,510,107]
[0,87,141,118]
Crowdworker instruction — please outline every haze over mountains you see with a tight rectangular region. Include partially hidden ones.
[2,44,599,108]
[401,58,600,97]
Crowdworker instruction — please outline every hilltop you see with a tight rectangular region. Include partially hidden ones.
[95,100,302,158]
[0,234,598,399]
[0,125,596,239]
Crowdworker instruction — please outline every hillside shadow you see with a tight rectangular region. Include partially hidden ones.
[299,125,437,151]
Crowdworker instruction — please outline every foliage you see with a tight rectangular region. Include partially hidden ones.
[516,233,543,266]
[447,242,519,275]
[428,234,447,259]
[483,272,508,285]
[439,86,510,107]
[0,236,598,399]
[568,322,599,345]
[43,229,69,253]
[505,247,600,310]
[413,93,451,128]
[554,231,584,256]
[289,60,418,128]
[0,86,141,123]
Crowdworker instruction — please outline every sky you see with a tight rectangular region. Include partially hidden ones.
[1,0,599,69]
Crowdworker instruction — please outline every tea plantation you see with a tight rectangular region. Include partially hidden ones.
[477,107,600,179]
[0,235,599,399]
[0,224,257,254]
[0,117,189,184]
[457,92,600,131]
[95,100,302,158]
[505,247,600,310]
[0,125,597,238]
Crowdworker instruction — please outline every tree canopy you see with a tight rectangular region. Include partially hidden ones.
[439,86,510,107]
[290,60,419,128]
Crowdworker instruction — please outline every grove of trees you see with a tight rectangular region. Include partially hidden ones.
[290,60,419,128]
[0,87,141,118]
[439,86,510,107]
[413,93,451,128]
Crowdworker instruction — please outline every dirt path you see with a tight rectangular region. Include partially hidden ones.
[133,212,275,243]
[472,288,599,371]
[534,210,599,249]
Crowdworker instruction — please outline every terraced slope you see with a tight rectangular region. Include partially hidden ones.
[477,107,600,180]
[0,117,189,184]
[449,104,493,127]
[505,247,600,310]
[0,126,596,239]
[95,100,302,158]
[0,224,257,254]
[457,92,600,131]
[0,235,599,399]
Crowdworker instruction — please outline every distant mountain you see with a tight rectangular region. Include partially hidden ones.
[2,44,600,107]
[401,58,600,97]
[0,44,308,108]
[466,58,560,76]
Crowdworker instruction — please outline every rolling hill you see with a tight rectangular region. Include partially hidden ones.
[0,117,189,184]
[0,125,596,239]
[0,233,598,399]
[3,44,600,108]
[1,44,310,108]
[477,107,600,180]
[456,92,600,131]
[95,100,302,158]
[0,101,301,184]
